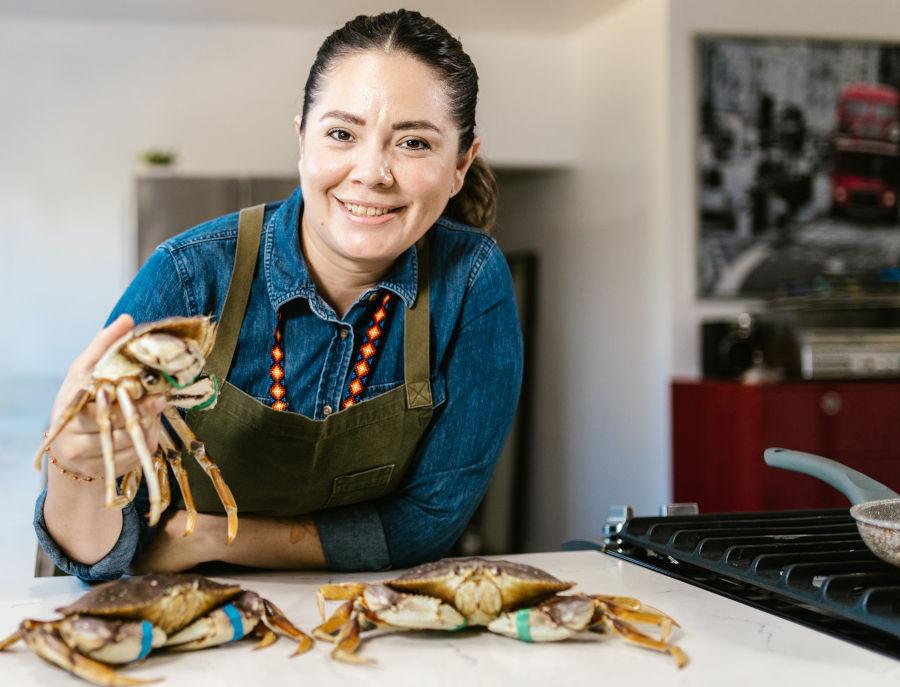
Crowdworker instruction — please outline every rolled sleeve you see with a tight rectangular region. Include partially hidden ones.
[313,501,391,571]
[33,487,141,581]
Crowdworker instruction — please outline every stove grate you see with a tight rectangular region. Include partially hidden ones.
[614,508,900,655]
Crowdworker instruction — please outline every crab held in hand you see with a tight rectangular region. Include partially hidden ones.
[0,574,313,686]
[314,557,687,668]
[35,316,239,543]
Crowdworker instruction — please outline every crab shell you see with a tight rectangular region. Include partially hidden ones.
[92,316,216,394]
[386,557,574,625]
[56,574,242,636]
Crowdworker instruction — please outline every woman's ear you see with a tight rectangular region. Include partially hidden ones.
[452,136,481,196]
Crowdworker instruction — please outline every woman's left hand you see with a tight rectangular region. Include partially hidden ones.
[130,510,214,574]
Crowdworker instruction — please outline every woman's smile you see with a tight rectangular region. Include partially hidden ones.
[334,196,406,225]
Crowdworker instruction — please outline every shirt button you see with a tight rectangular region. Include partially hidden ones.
[339,328,348,339]
[368,293,378,302]
[323,405,333,417]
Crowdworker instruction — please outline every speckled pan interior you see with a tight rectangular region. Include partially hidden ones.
[851,498,900,568]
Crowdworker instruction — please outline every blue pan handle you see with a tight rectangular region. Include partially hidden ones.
[764,447,900,505]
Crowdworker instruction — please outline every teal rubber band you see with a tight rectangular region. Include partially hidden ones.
[450,618,469,632]
[138,621,154,660]
[191,374,219,411]
[222,603,245,642]
[515,609,533,643]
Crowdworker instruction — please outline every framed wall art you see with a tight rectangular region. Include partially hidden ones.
[697,35,900,298]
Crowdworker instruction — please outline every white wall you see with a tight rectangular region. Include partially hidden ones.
[0,16,575,392]
[497,0,670,550]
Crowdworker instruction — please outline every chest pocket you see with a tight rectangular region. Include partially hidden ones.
[322,373,447,509]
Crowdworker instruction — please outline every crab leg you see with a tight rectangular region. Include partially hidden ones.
[260,598,314,656]
[592,597,680,641]
[158,429,197,537]
[154,448,170,514]
[163,408,238,544]
[20,621,159,686]
[330,610,371,665]
[313,600,355,642]
[115,386,162,527]
[119,469,142,503]
[604,617,688,668]
[34,387,93,469]
[94,383,130,510]
[0,627,21,650]
[253,627,278,650]
[317,583,369,618]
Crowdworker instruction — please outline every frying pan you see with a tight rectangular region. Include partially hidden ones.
[764,447,900,568]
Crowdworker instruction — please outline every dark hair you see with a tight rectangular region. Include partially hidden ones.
[300,9,497,231]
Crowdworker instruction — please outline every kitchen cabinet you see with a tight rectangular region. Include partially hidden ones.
[672,379,900,511]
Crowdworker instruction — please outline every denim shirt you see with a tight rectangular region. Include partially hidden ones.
[34,187,523,580]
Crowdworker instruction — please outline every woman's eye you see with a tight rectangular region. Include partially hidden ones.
[400,138,431,151]
[327,129,354,142]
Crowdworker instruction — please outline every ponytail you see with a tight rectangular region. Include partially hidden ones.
[444,156,498,232]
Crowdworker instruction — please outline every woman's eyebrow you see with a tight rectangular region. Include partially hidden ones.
[320,110,365,125]
[320,110,442,134]
[392,119,443,134]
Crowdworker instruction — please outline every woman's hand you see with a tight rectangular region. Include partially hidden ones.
[43,315,171,567]
[48,314,168,480]
[130,510,214,574]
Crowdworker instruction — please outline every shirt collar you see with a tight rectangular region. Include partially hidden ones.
[264,187,420,314]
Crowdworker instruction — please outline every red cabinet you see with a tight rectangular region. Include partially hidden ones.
[672,380,900,512]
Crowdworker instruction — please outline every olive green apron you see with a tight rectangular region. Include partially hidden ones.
[176,205,434,516]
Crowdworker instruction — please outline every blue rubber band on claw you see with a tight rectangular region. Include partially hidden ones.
[138,621,154,660]
[222,603,244,642]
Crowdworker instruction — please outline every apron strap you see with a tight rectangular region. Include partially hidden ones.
[205,205,265,381]
[404,234,432,409]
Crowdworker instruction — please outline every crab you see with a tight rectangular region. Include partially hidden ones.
[34,316,239,543]
[0,573,314,686]
[313,557,687,668]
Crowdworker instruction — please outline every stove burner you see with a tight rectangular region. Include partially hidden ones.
[609,508,900,660]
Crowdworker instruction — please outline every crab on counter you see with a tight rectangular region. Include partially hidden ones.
[0,573,312,686]
[313,557,688,667]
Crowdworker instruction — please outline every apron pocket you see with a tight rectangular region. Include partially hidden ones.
[325,464,396,508]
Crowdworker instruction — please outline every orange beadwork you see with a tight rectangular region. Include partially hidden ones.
[341,292,393,410]
[269,311,288,411]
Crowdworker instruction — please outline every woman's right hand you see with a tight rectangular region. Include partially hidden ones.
[47,313,168,482]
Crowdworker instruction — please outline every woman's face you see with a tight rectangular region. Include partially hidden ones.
[296,51,479,269]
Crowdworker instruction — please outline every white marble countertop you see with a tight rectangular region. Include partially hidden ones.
[1,551,898,686]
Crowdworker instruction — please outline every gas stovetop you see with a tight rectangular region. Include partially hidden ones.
[586,507,900,660]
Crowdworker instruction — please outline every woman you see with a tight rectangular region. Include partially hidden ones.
[35,10,522,580]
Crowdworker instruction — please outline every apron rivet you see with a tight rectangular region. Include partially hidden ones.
[323,405,333,416]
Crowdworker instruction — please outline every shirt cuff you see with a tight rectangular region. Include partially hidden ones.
[33,487,140,582]
[313,501,392,572]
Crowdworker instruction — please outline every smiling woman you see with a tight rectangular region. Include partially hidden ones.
[34,9,523,581]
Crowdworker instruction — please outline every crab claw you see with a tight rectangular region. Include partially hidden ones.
[20,620,161,686]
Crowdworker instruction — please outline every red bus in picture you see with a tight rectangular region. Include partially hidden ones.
[836,83,900,143]
[832,83,900,219]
